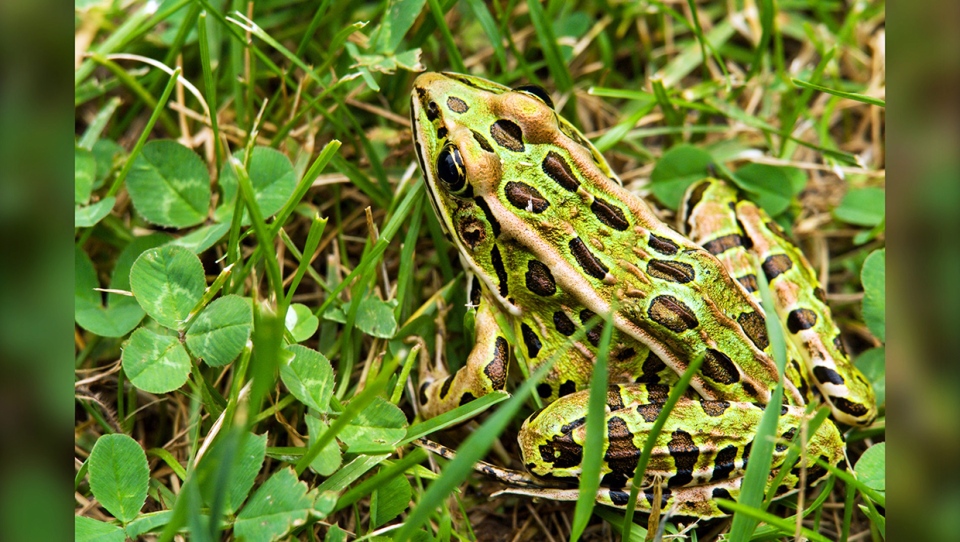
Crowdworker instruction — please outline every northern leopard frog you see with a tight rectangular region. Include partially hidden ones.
[409,71,877,518]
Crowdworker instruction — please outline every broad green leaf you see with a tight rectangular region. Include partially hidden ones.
[76,147,96,205]
[649,145,714,209]
[198,432,267,515]
[75,234,169,337]
[732,163,800,217]
[306,416,342,476]
[92,138,125,189]
[123,511,175,539]
[861,249,885,342]
[129,246,205,330]
[854,442,885,492]
[166,222,231,254]
[234,468,315,542]
[338,396,406,452]
[377,0,426,51]
[855,347,886,408]
[285,303,319,342]
[122,327,191,393]
[834,187,885,227]
[324,524,348,542]
[87,434,149,523]
[371,472,411,528]
[215,146,297,224]
[126,140,211,228]
[280,344,335,412]
[75,516,125,542]
[355,296,398,339]
[75,197,116,228]
[186,295,252,366]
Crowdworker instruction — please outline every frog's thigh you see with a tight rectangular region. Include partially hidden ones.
[419,300,510,419]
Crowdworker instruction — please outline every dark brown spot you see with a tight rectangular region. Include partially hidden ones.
[458,392,476,406]
[537,384,552,399]
[700,400,730,417]
[569,237,609,279]
[490,245,508,297]
[471,130,494,152]
[426,100,440,121]
[606,386,625,410]
[737,274,759,293]
[741,380,761,400]
[520,323,542,358]
[490,119,524,151]
[777,428,797,452]
[647,260,696,284]
[542,151,580,192]
[484,336,509,389]
[648,295,699,333]
[710,444,738,482]
[601,416,641,489]
[702,234,744,255]
[712,487,733,501]
[637,403,663,422]
[814,286,827,303]
[667,430,700,487]
[446,96,469,113]
[787,308,818,333]
[649,234,679,255]
[473,197,500,237]
[456,216,486,250]
[646,384,670,403]
[558,380,577,397]
[682,182,710,226]
[553,311,575,336]
[638,352,667,384]
[591,197,629,231]
[738,311,769,350]
[560,417,586,435]
[762,254,793,281]
[833,334,847,355]
[579,309,602,346]
[505,181,550,213]
[525,260,556,296]
[538,433,582,469]
[436,127,448,139]
[439,375,453,399]
[831,396,870,417]
[701,349,740,385]
[418,382,429,405]
[813,366,845,386]
[615,347,637,361]
[609,490,630,506]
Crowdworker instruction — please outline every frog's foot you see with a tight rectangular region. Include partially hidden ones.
[418,300,511,419]
[416,438,547,488]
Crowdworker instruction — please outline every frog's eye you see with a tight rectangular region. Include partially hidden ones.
[514,84,554,110]
[436,144,466,193]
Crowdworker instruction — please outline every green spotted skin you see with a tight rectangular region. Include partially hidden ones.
[409,72,872,516]
[681,179,876,426]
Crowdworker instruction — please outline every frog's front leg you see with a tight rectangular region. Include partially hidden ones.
[517,384,844,516]
[419,297,511,419]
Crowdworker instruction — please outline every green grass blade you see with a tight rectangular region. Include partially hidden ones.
[570,314,613,541]
[791,78,885,107]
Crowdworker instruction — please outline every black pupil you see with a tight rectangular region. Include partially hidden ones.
[436,146,465,191]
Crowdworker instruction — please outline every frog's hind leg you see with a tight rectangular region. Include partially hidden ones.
[419,296,511,419]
